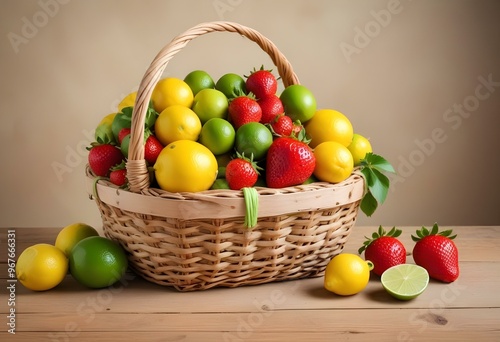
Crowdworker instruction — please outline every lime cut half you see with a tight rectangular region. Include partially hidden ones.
[381,264,429,300]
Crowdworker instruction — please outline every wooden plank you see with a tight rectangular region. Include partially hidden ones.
[7,308,500,339]
[2,330,500,342]
[1,262,497,314]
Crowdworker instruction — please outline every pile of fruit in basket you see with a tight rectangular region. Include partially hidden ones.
[88,67,394,216]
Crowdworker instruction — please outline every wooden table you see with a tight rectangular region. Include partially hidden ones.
[1,226,499,341]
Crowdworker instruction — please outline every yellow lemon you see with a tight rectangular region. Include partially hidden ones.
[154,105,202,146]
[118,91,137,112]
[55,222,100,256]
[16,244,68,291]
[313,141,354,183]
[154,140,218,192]
[99,113,117,126]
[151,77,194,113]
[304,109,354,148]
[347,133,373,166]
[95,113,118,144]
[324,253,373,296]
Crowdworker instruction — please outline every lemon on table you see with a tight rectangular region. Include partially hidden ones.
[381,264,429,300]
[304,109,353,148]
[69,236,128,289]
[16,244,68,291]
[55,222,100,256]
[324,253,373,296]
[313,141,354,183]
[154,105,202,146]
[151,77,194,113]
[154,140,218,193]
[348,133,373,166]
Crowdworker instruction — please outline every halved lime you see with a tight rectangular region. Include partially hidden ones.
[381,264,429,300]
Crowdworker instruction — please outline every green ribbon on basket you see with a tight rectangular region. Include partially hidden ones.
[242,187,259,229]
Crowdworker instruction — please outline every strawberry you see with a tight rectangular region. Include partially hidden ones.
[225,153,261,190]
[144,133,163,165]
[228,96,262,129]
[411,223,459,283]
[87,143,124,177]
[109,162,127,186]
[266,137,315,188]
[270,114,293,137]
[258,94,284,124]
[245,66,278,99]
[118,128,131,145]
[358,226,406,276]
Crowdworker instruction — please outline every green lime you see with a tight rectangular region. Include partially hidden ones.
[215,73,246,99]
[280,84,317,123]
[381,264,429,300]
[184,70,215,96]
[69,236,128,289]
[210,178,230,189]
[192,89,229,124]
[235,122,273,161]
[199,118,235,155]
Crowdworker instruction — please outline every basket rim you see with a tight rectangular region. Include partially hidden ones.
[86,165,364,220]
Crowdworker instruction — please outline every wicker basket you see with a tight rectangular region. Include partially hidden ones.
[85,21,365,291]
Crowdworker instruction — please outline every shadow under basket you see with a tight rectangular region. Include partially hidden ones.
[85,21,365,291]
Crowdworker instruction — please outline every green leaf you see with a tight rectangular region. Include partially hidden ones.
[430,223,439,235]
[392,228,402,238]
[360,191,378,217]
[366,168,389,204]
[362,153,396,173]
[358,152,395,216]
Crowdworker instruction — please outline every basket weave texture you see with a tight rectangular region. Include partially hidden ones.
[85,21,365,291]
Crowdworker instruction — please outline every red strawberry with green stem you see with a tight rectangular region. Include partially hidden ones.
[358,226,406,276]
[266,137,315,188]
[228,95,262,129]
[87,143,124,177]
[245,66,278,99]
[269,114,293,137]
[412,223,459,283]
[225,153,261,190]
[109,162,127,187]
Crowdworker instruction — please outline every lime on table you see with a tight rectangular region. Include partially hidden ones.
[381,264,429,300]
[69,236,128,289]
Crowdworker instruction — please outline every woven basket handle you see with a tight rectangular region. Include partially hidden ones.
[127,21,300,193]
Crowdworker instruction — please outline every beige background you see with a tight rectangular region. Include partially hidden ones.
[1,0,499,229]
